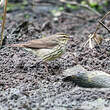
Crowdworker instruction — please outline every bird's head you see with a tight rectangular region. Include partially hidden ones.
[55,33,70,45]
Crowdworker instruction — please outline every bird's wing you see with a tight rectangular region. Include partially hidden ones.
[10,37,58,49]
[24,39,58,49]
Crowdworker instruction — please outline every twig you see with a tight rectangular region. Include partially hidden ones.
[94,10,110,35]
[98,20,110,33]
[0,0,7,46]
[60,0,101,16]
[83,34,94,47]
[84,10,110,48]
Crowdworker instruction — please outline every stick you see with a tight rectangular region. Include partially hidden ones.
[85,10,110,47]
[98,20,110,33]
[0,0,7,46]
[94,10,110,35]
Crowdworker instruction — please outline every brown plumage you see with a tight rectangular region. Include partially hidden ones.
[11,33,68,49]
[10,33,70,72]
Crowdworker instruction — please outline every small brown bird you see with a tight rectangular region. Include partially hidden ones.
[10,33,70,72]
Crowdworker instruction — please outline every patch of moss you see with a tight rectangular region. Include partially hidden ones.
[7,0,28,12]
[59,7,64,11]
[24,14,30,19]
[66,4,78,10]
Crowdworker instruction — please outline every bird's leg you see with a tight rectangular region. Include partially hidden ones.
[43,61,49,73]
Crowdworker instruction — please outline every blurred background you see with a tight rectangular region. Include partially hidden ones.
[1,0,110,44]
[6,0,110,13]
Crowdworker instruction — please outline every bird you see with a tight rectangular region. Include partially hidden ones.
[10,33,70,72]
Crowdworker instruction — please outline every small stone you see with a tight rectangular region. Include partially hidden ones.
[63,65,110,88]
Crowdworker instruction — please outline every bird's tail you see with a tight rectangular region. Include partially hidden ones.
[8,43,25,47]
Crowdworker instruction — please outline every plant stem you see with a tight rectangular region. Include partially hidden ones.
[0,0,7,46]
[94,10,110,35]
[98,20,110,33]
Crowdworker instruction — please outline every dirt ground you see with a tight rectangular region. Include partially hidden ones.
[0,1,110,110]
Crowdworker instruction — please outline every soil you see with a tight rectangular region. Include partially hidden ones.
[0,0,110,110]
